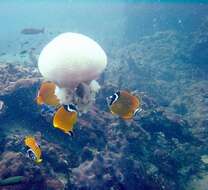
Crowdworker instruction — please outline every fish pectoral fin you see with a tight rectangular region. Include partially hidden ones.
[110,110,117,115]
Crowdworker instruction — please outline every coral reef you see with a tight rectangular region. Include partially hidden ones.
[0,132,68,190]
[0,63,40,94]
[69,91,202,190]
[0,80,202,189]
[0,63,41,122]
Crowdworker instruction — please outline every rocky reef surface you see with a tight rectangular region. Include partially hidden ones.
[104,16,208,144]
[0,17,208,190]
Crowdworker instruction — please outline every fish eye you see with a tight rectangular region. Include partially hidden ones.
[112,94,117,100]
[106,95,112,101]
[69,104,77,110]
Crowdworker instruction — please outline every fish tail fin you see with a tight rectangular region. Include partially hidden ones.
[134,107,143,117]
[132,108,143,122]
[35,158,43,164]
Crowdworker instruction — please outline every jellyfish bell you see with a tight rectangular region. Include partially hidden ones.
[38,32,107,112]
[38,32,107,89]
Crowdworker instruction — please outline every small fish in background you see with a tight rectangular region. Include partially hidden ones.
[21,28,45,35]
[19,50,27,55]
[24,136,42,164]
[23,41,29,45]
[0,52,6,56]
[53,104,77,136]
[36,82,60,106]
[0,176,24,186]
[106,90,142,120]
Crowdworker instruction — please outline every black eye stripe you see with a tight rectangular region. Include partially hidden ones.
[27,149,36,160]
[116,91,120,96]
[64,104,77,112]
[109,92,120,106]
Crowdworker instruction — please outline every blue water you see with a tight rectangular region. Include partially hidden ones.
[0,1,207,62]
[0,1,126,62]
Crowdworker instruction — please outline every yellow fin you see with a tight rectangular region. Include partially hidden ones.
[35,158,43,164]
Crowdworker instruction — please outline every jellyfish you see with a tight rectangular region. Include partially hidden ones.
[38,32,107,113]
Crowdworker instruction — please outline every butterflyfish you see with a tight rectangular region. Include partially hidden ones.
[24,136,42,164]
[106,91,141,120]
[36,81,60,106]
[53,104,77,136]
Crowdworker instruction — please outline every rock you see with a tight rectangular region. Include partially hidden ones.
[0,100,6,116]
[44,178,64,190]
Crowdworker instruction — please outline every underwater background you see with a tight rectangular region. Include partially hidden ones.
[0,1,208,190]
